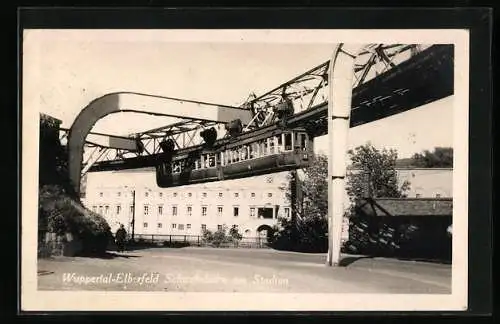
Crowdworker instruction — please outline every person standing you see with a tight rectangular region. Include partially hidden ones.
[115,224,127,252]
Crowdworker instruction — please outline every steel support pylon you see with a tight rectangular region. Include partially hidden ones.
[327,44,366,267]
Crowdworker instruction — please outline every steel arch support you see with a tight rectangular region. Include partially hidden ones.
[68,92,253,194]
[327,44,368,267]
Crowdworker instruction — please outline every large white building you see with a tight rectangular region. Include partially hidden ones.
[83,169,291,238]
[82,166,453,238]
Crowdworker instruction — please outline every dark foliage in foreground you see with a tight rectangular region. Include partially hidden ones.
[39,114,112,256]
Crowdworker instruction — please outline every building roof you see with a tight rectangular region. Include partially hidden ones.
[355,198,452,217]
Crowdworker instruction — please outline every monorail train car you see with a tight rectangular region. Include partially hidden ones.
[155,125,314,188]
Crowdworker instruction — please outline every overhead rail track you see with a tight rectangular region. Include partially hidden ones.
[86,44,453,173]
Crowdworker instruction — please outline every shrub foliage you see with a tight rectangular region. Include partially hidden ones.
[38,114,112,255]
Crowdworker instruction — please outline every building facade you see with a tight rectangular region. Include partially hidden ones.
[83,169,291,237]
[396,168,453,198]
[82,167,453,238]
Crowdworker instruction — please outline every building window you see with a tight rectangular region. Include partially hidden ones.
[188,192,192,197]
[251,192,255,198]
[202,192,207,198]
[250,207,256,217]
[201,206,208,216]
[233,207,239,217]
[172,206,178,216]
[99,192,103,197]
[416,193,422,198]
[436,193,442,198]
[268,193,273,198]
[117,192,121,197]
[116,205,121,215]
[145,192,149,198]
[187,224,191,230]
[158,205,163,215]
[144,205,149,215]
[284,207,290,218]
[178,224,185,231]
[217,206,223,217]
[234,192,239,198]
[172,223,177,229]
[201,224,207,231]
[187,206,192,216]
[105,205,109,215]
[158,223,162,228]
[219,192,223,198]
[173,192,177,197]
[143,222,148,228]
[92,206,97,212]
[159,192,163,198]
[217,225,223,231]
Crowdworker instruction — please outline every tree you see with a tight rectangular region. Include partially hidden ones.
[38,114,112,256]
[271,154,329,252]
[343,143,411,256]
[346,143,410,211]
[39,113,78,199]
[411,147,453,168]
[280,154,328,221]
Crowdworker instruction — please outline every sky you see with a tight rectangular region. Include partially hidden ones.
[24,30,454,159]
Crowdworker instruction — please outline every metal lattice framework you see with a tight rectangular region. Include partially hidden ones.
[243,44,430,130]
[76,43,448,176]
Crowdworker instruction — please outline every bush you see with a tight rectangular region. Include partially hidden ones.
[38,114,112,256]
[39,184,112,255]
[270,216,328,253]
[202,226,242,247]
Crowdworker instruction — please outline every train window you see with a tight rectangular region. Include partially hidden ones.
[173,161,181,173]
[240,146,248,161]
[208,154,216,168]
[252,143,259,158]
[268,138,275,154]
[259,141,264,156]
[277,135,283,153]
[284,133,292,151]
[300,133,308,150]
[233,149,240,163]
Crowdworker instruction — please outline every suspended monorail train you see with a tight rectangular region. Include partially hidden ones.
[155,125,314,188]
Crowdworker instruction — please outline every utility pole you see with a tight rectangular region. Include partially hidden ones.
[131,189,136,241]
[290,170,300,246]
[327,44,364,267]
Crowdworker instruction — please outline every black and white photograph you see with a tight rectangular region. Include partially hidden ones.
[21,28,470,311]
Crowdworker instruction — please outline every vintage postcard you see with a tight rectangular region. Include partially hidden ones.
[21,28,469,311]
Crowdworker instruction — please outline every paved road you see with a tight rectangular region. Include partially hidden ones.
[38,247,451,293]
